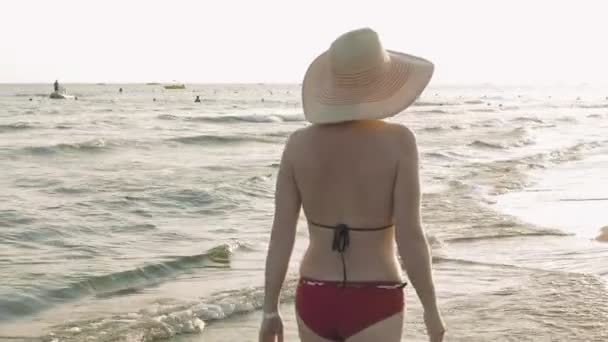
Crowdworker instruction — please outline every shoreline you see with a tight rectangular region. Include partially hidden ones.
[496,151,608,240]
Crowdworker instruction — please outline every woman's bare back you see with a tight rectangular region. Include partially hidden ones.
[285,120,414,282]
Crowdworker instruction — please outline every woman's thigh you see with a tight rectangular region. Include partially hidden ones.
[296,314,336,342]
[346,312,404,342]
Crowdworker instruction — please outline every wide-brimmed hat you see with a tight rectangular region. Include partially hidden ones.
[302,28,434,124]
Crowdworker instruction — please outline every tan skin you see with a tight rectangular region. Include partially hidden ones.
[260,120,445,342]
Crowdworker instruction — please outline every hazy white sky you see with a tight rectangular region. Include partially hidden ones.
[1,0,607,84]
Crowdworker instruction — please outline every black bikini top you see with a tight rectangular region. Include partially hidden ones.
[309,220,406,288]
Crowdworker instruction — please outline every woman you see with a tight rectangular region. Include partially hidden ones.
[259,28,445,342]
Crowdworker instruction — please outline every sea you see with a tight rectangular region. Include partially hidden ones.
[0,83,607,342]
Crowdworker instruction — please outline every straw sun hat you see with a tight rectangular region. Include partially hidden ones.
[302,28,434,124]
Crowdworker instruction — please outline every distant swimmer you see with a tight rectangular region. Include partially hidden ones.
[261,98,265,102]
[29,98,32,101]
[54,80,59,92]
[194,95,201,103]
[119,88,123,93]
[153,98,156,102]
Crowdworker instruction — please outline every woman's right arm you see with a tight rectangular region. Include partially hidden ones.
[393,126,445,341]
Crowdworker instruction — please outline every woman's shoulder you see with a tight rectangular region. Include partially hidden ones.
[287,122,416,141]
[281,127,308,156]
[284,125,320,146]
[382,122,413,135]
[383,123,418,147]
[285,126,308,144]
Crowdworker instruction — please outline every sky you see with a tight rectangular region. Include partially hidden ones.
[1,0,607,84]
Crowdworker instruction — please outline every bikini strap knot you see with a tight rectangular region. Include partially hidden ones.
[332,223,350,253]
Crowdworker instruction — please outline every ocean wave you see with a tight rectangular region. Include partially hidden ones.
[468,140,505,149]
[38,275,298,342]
[470,108,496,113]
[512,138,536,147]
[450,124,467,130]
[278,113,306,122]
[576,103,608,109]
[541,140,607,163]
[0,122,37,133]
[161,189,216,207]
[23,139,128,155]
[0,243,241,320]
[445,230,570,243]
[157,114,179,120]
[0,209,36,226]
[459,140,607,196]
[448,151,473,157]
[432,256,519,268]
[14,93,48,97]
[414,109,449,114]
[123,188,234,212]
[264,130,293,138]
[421,124,468,132]
[214,176,274,201]
[511,116,544,124]
[466,128,534,150]
[471,119,504,127]
[170,134,278,145]
[188,115,271,123]
[557,116,577,123]
[53,186,91,194]
[421,126,446,132]
[412,101,441,106]
[185,113,304,124]
[587,114,603,118]
[464,100,485,105]
[424,152,457,160]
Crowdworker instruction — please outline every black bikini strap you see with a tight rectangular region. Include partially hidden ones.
[308,221,393,287]
[309,220,393,231]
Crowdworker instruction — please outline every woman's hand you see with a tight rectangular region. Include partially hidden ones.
[259,313,284,342]
[424,309,446,342]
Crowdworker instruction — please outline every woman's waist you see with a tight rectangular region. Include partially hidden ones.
[299,248,403,283]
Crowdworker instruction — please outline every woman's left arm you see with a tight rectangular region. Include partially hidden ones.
[262,136,302,314]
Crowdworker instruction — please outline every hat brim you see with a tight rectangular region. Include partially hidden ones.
[302,50,434,124]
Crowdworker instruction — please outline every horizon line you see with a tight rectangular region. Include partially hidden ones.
[1,81,606,87]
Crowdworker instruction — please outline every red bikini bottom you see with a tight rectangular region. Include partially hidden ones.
[295,277,405,341]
